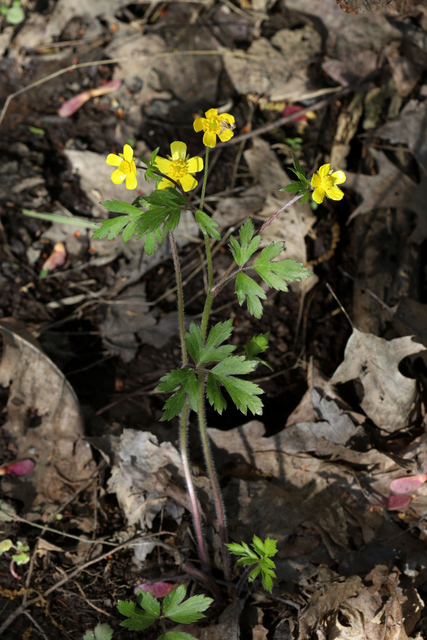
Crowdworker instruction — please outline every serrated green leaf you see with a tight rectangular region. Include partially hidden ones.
[252,535,264,556]
[137,590,161,616]
[201,320,236,363]
[117,600,158,631]
[229,219,261,266]
[195,210,221,241]
[220,376,263,416]
[101,199,143,216]
[235,272,266,319]
[280,182,303,193]
[122,219,137,243]
[157,369,199,420]
[261,572,274,593]
[206,373,227,414]
[185,323,204,363]
[92,216,129,240]
[163,586,213,624]
[263,538,278,557]
[143,231,156,254]
[244,333,269,359]
[211,356,257,377]
[291,153,305,178]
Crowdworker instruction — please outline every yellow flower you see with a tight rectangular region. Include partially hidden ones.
[106,144,137,190]
[154,141,203,192]
[311,164,346,204]
[193,108,235,148]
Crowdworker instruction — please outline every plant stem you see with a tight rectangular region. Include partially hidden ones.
[168,230,187,366]
[179,399,209,573]
[169,230,208,571]
[235,565,254,598]
[196,146,231,583]
[197,374,231,583]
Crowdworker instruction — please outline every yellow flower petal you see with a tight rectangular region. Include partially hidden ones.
[170,141,187,160]
[203,131,217,148]
[180,173,198,192]
[106,153,122,166]
[220,112,235,124]
[205,108,218,118]
[158,178,174,190]
[331,170,346,185]
[111,169,126,184]
[155,156,172,173]
[312,187,325,204]
[123,144,133,163]
[318,164,330,178]
[193,117,204,132]
[325,186,344,201]
[311,173,321,188]
[219,129,234,142]
[126,172,137,190]
[187,156,204,173]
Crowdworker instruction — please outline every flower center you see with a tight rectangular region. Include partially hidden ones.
[169,158,188,180]
[320,175,333,190]
[119,160,131,175]
[208,117,220,133]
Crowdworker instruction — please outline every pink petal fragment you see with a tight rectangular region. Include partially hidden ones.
[89,79,122,98]
[0,459,35,476]
[282,105,308,122]
[58,80,122,117]
[389,475,427,494]
[382,494,412,510]
[58,91,91,117]
[41,242,67,273]
[134,581,174,598]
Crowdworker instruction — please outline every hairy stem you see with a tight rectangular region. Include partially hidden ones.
[169,230,208,570]
[196,146,231,582]
[180,399,209,573]
[168,230,187,366]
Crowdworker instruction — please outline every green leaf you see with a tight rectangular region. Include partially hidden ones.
[83,623,114,640]
[254,247,312,292]
[185,320,236,365]
[235,272,266,319]
[22,209,98,229]
[118,599,158,631]
[229,219,261,266]
[280,182,303,194]
[6,4,25,23]
[291,152,305,179]
[101,199,143,216]
[162,585,213,624]
[159,633,199,640]
[195,210,221,241]
[118,591,160,631]
[122,219,137,243]
[221,376,263,416]
[208,357,264,416]
[0,539,13,554]
[243,333,271,371]
[157,369,199,420]
[92,216,129,240]
[206,374,227,414]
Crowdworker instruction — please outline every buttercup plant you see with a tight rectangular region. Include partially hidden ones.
[94,109,346,593]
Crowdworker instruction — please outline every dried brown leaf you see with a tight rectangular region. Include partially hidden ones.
[330,328,425,432]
